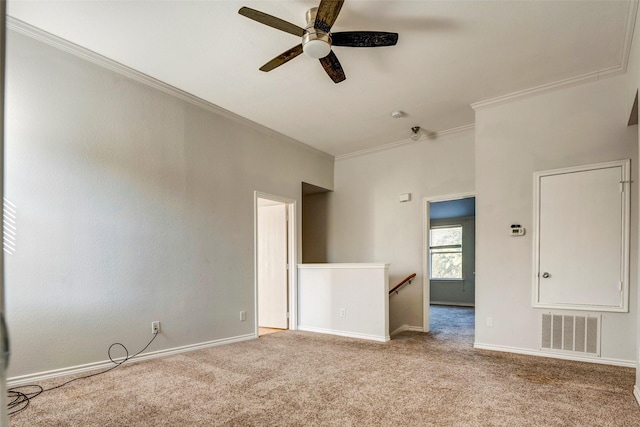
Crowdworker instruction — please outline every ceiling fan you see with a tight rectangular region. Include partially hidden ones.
[238,0,398,83]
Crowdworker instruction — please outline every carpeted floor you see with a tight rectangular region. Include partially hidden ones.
[8,306,640,426]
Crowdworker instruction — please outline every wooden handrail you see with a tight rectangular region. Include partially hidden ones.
[389,273,417,295]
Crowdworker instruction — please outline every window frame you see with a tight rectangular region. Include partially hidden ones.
[429,224,463,280]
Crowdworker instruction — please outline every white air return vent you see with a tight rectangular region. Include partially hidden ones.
[541,313,600,356]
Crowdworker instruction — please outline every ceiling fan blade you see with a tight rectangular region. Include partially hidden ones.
[319,50,346,84]
[259,44,304,72]
[331,31,399,47]
[315,0,345,33]
[239,6,305,37]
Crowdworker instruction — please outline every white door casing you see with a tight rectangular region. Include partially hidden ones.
[254,192,297,333]
[423,191,476,332]
[0,2,8,423]
[533,160,630,312]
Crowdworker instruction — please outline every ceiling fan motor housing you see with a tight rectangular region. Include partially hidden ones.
[302,7,331,59]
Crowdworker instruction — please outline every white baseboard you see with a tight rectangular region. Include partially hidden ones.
[8,333,257,387]
[297,325,389,342]
[390,325,424,336]
[474,342,636,368]
[634,385,640,407]
[431,301,475,307]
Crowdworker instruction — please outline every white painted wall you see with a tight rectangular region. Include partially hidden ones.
[297,263,389,341]
[474,74,638,365]
[5,31,333,379]
[625,2,640,395]
[326,131,475,333]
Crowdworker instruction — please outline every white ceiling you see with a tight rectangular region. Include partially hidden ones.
[6,1,636,157]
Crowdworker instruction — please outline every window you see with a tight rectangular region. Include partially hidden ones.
[430,225,463,279]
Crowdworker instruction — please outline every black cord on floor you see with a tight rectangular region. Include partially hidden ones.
[7,330,159,416]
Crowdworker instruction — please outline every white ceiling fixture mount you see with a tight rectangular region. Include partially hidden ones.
[410,126,437,141]
[238,0,399,83]
[410,126,422,141]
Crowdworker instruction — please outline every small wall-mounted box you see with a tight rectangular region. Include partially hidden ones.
[510,224,525,236]
[399,193,411,202]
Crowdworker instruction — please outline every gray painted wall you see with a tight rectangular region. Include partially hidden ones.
[429,197,475,220]
[5,31,333,378]
[302,191,330,263]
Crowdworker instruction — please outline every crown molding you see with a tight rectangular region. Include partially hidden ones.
[335,123,475,161]
[7,16,333,160]
[10,0,638,162]
[621,0,639,75]
[472,0,638,111]
[470,67,623,111]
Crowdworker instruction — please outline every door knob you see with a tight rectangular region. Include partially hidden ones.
[542,272,551,279]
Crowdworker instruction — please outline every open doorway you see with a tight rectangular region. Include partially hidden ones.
[423,193,475,338]
[255,192,296,337]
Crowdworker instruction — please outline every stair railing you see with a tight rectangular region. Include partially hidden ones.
[389,273,417,295]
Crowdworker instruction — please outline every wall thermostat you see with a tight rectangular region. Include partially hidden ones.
[510,224,525,236]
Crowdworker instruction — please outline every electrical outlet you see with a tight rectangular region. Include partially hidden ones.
[240,311,246,321]
[151,321,160,334]
[340,308,346,318]
[486,316,494,327]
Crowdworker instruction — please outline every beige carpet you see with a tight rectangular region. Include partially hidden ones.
[258,327,285,337]
[8,306,640,426]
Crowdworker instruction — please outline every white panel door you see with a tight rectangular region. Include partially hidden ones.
[258,203,288,329]
[534,161,629,311]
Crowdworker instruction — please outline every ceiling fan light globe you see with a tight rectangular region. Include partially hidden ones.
[303,39,331,59]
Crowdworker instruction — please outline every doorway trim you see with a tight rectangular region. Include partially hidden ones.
[254,191,297,336]
[422,191,476,332]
